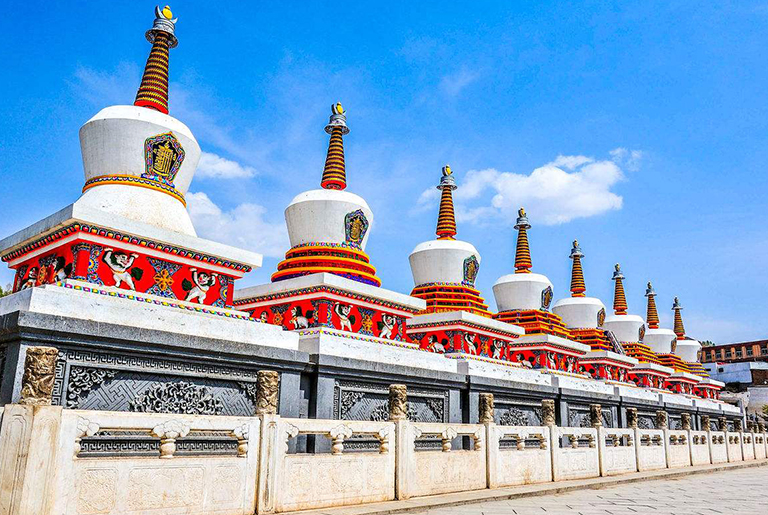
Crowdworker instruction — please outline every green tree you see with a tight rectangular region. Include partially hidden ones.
[700,340,715,347]
[0,283,11,298]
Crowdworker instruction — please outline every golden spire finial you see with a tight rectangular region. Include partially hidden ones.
[321,102,349,190]
[435,164,458,239]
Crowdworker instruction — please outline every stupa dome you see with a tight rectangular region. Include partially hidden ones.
[643,327,677,354]
[492,208,555,312]
[285,189,373,249]
[675,337,702,362]
[79,106,201,236]
[552,240,607,328]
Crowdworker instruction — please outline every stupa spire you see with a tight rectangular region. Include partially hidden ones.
[320,102,349,190]
[435,165,458,239]
[513,208,532,273]
[569,240,586,297]
[611,263,627,315]
[672,296,686,339]
[645,282,659,329]
[134,6,178,114]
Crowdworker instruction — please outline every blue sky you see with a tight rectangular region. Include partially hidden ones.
[1,1,767,343]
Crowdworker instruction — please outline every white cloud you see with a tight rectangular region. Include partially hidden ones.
[609,147,643,172]
[440,67,480,97]
[187,192,288,258]
[196,152,256,179]
[416,151,639,226]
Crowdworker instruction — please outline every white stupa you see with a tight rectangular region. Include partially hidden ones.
[492,208,554,313]
[640,282,677,355]
[270,103,380,286]
[672,297,702,363]
[408,166,490,315]
[602,264,645,345]
[552,240,607,331]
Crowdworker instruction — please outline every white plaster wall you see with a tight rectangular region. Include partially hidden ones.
[554,375,614,396]
[636,429,667,472]
[297,328,458,374]
[455,357,552,386]
[614,385,661,403]
[0,283,299,351]
[552,297,606,329]
[493,273,553,311]
[689,431,711,466]
[409,239,480,286]
[284,189,373,249]
[602,314,644,343]
[488,425,552,487]
[643,328,676,355]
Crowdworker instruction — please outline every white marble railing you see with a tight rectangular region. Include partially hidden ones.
[0,405,767,515]
[689,430,711,465]
[597,427,636,476]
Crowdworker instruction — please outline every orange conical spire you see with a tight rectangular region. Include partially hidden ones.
[612,263,627,315]
[320,102,349,190]
[514,208,532,273]
[134,6,178,114]
[672,297,685,339]
[569,240,586,297]
[645,282,659,329]
[435,165,458,239]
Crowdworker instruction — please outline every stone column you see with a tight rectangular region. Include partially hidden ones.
[255,370,279,415]
[19,346,58,406]
[479,393,494,424]
[701,414,711,431]
[681,413,691,430]
[626,408,638,428]
[655,410,668,430]
[718,416,728,432]
[734,418,743,432]
[541,399,556,426]
[590,404,603,428]
[389,384,408,421]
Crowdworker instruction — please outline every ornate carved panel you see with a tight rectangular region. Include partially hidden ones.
[52,349,261,416]
[332,380,448,423]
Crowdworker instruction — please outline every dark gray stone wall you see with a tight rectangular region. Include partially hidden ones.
[0,309,743,429]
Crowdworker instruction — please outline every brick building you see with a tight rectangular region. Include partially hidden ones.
[701,340,768,364]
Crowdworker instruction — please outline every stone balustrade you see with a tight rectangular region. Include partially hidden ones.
[0,400,767,515]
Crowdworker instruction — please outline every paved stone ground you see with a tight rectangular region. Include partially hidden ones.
[422,467,768,515]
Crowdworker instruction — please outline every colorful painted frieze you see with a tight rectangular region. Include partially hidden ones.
[2,224,249,307]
